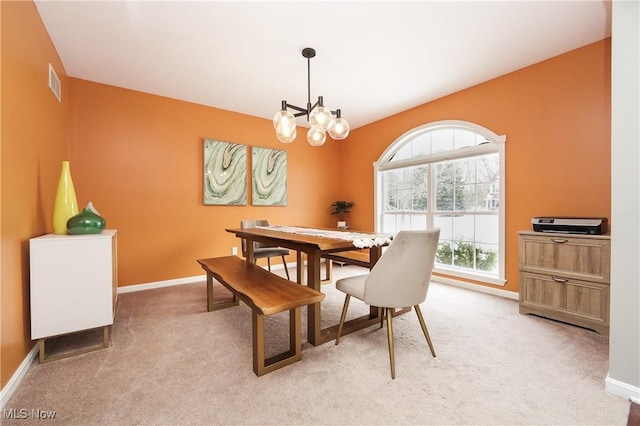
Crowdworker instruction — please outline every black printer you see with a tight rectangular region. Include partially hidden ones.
[531,217,608,235]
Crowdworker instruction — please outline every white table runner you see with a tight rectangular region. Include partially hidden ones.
[257,225,392,249]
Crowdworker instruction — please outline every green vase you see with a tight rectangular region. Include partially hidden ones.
[67,201,106,234]
[52,161,79,235]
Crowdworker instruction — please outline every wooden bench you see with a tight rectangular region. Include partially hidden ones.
[197,256,325,376]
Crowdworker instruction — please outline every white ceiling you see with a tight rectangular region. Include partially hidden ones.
[34,1,611,130]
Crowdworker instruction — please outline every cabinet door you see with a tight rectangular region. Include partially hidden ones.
[565,280,609,323]
[30,232,115,339]
[519,272,566,310]
[519,272,609,335]
[519,235,610,283]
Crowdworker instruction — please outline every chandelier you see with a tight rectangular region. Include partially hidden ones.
[273,47,350,146]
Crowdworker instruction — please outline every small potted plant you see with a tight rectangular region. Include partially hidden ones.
[330,200,354,230]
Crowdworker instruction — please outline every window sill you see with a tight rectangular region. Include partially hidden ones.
[433,265,506,286]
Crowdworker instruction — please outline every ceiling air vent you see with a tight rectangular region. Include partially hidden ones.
[48,63,61,102]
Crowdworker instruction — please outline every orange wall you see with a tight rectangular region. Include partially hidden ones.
[68,79,343,286]
[341,39,612,292]
[1,1,69,387]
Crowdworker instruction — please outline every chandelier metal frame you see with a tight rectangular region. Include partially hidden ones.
[274,47,349,145]
[280,48,343,122]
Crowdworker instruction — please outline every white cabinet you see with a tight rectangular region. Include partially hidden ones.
[30,230,118,361]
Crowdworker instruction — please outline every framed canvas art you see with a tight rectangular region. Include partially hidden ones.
[203,139,247,205]
[251,146,287,206]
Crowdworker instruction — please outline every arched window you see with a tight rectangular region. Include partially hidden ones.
[374,120,506,285]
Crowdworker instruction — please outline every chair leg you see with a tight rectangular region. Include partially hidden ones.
[335,294,351,345]
[414,304,436,357]
[386,308,396,379]
[379,307,384,328]
[281,255,290,280]
[267,257,272,271]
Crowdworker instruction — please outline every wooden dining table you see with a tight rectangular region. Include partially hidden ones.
[225,226,392,346]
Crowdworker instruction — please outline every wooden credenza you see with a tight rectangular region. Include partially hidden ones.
[518,231,611,335]
[30,230,118,361]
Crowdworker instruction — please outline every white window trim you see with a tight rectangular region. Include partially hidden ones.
[373,120,507,286]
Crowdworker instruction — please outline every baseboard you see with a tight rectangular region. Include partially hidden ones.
[261,261,299,271]
[606,373,640,403]
[117,274,206,294]
[116,261,304,294]
[0,343,38,410]
[433,276,519,300]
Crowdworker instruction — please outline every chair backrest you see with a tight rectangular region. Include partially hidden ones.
[240,219,271,256]
[364,229,440,308]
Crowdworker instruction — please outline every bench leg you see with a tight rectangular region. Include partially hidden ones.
[206,272,239,312]
[252,308,302,376]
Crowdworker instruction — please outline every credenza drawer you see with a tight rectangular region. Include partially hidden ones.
[519,233,610,283]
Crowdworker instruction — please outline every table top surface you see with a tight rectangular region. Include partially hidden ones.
[226,226,392,252]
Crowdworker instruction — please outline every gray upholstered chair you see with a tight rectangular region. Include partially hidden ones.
[335,229,441,379]
[240,219,290,280]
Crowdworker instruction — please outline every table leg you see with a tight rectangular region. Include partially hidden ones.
[369,246,383,317]
[307,247,388,346]
[246,240,254,264]
[322,259,333,284]
[295,252,330,285]
[306,249,322,346]
[296,251,304,284]
[370,246,382,265]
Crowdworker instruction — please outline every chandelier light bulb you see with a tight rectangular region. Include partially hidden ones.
[276,121,297,143]
[309,105,334,130]
[307,126,326,146]
[328,117,350,140]
[273,109,295,130]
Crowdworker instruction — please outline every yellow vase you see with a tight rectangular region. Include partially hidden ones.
[52,161,79,235]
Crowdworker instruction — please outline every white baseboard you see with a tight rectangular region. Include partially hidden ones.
[116,261,303,294]
[433,275,519,300]
[117,274,206,294]
[0,344,38,410]
[606,373,640,403]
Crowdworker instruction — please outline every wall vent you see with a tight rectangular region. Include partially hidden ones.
[48,63,61,102]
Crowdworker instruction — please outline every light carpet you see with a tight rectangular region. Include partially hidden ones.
[3,265,631,425]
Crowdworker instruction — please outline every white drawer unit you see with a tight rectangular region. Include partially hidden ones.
[30,230,118,361]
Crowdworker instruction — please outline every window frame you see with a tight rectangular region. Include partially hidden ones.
[373,120,507,286]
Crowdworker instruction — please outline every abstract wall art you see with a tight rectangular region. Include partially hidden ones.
[203,139,247,205]
[251,146,287,206]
